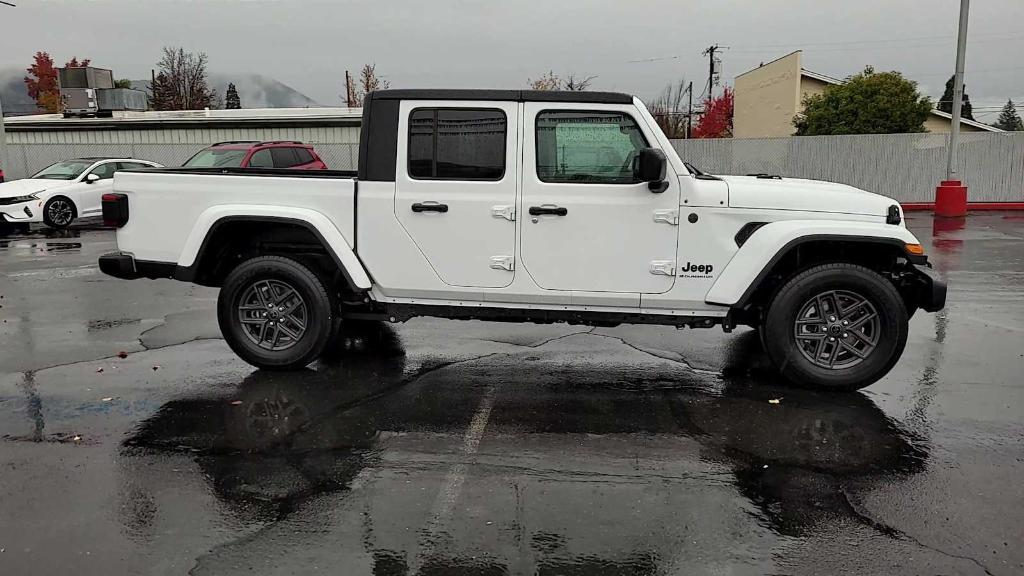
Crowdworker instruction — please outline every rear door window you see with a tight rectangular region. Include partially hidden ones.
[271,147,300,168]
[408,108,506,180]
[248,149,273,168]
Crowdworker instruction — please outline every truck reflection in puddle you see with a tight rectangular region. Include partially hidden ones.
[122,327,926,573]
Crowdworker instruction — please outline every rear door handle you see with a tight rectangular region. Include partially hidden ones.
[528,205,568,216]
[411,202,449,213]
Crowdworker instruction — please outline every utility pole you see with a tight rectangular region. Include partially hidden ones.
[0,2,13,179]
[686,81,693,139]
[936,0,970,217]
[345,71,354,107]
[946,0,969,181]
[702,44,722,100]
[0,92,8,181]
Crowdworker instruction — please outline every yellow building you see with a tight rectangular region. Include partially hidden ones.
[733,51,999,138]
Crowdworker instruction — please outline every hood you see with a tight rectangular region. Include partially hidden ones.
[0,178,75,198]
[720,175,896,217]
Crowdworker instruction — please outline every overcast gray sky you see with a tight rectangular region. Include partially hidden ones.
[2,0,1023,119]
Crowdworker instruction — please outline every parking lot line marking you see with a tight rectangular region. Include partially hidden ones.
[421,383,496,534]
[5,265,98,279]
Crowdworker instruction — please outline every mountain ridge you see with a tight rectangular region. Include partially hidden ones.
[1,69,322,114]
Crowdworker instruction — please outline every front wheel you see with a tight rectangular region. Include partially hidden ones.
[217,256,334,370]
[762,263,908,391]
[43,196,76,229]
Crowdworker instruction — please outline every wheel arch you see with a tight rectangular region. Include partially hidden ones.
[706,221,923,311]
[177,210,371,291]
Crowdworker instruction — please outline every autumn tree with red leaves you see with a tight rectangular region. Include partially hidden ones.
[693,87,734,139]
[25,52,60,113]
[25,52,95,113]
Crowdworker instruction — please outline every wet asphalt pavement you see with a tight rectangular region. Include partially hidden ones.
[0,214,1022,576]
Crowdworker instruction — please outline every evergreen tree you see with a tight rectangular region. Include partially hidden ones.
[993,100,1024,131]
[148,71,175,111]
[225,82,241,109]
[937,75,974,120]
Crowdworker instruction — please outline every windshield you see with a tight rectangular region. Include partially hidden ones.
[183,149,248,168]
[30,160,94,180]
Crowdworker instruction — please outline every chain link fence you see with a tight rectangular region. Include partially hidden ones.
[671,132,1024,203]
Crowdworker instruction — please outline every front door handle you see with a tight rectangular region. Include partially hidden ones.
[528,205,568,216]
[411,202,449,213]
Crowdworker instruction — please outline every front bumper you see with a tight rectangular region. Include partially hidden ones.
[0,201,42,223]
[910,264,947,313]
[98,252,176,280]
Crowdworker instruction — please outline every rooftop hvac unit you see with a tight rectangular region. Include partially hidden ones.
[58,67,114,89]
[96,88,147,112]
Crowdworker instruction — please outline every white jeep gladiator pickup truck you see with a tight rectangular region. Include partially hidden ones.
[98,89,945,390]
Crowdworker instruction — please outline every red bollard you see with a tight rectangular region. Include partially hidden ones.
[935,180,967,217]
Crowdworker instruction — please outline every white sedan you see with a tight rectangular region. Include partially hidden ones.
[0,158,162,229]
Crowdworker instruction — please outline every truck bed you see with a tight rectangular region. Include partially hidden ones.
[112,167,358,266]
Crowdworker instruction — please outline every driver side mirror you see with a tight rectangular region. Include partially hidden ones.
[634,148,668,193]
[84,173,100,184]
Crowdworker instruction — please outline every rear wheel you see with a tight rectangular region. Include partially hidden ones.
[43,196,76,229]
[762,263,908,390]
[217,256,334,370]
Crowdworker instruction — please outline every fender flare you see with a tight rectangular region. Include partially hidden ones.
[175,205,372,290]
[705,220,921,307]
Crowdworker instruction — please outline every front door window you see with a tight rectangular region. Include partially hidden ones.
[536,111,648,184]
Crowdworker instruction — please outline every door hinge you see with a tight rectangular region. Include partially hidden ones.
[653,209,679,225]
[649,260,676,276]
[492,205,516,221]
[489,255,515,271]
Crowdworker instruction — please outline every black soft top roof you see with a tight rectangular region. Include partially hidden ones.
[367,89,632,104]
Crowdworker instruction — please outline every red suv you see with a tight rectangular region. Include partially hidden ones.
[183,141,328,170]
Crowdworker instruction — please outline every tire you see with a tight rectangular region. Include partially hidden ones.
[42,196,77,229]
[762,263,908,391]
[217,256,334,370]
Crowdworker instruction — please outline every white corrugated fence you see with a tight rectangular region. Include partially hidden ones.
[671,132,1024,203]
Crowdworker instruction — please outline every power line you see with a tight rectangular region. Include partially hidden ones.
[627,32,1024,65]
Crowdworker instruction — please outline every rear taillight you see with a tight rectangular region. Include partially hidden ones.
[102,193,129,227]
[0,169,5,183]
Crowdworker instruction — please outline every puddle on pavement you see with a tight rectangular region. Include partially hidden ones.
[120,327,928,570]
[44,242,83,252]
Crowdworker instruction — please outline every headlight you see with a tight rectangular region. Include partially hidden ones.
[0,193,39,205]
